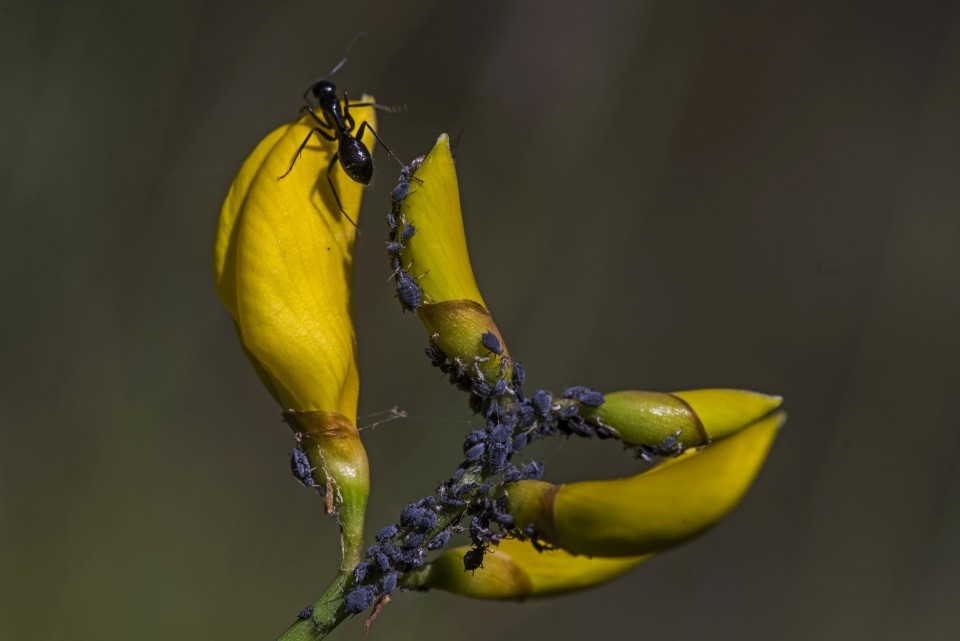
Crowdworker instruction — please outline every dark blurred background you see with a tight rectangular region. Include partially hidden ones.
[3,1,959,639]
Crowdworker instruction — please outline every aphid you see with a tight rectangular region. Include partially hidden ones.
[391,180,410,205]
[400,224,416,243]
[521,461,545,480]
[380,571,400,596]
[395,270,422,311]
[353,560,369,583]
[279,35,401,228]
[560,404,580,419]
[465,430,487,445]
[579,391,605,407]
[403,533,424,548]
[512,432,528,451]
[561,385,592,400]
[449,467,466,483]
[290,448,315,486]
[418,510,438,530]
[425,346,446,366]
[386,241,404,256]
[512,360,525,386]
[427,529,451,550]
[375,551,391,571]
[464,442,485,463]
[494,378,508,397]
[453,482,478,498]
[298,606,314,620]
[503,466,522,483]
[480,331,503,355]
[377,524,399,542]
[487,423,512,444]
[400,503,426,527]
[344,585,377,614]
[532,390,552,417]
[471,380,491,397]
[486,441,509,474]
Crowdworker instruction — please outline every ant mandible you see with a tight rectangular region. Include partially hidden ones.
[278,34,403,229]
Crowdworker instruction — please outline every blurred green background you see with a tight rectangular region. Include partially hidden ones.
[3,1,959,639]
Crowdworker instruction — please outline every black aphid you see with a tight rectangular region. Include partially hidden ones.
[290,448,314,486]
[401,224,417,243]
[532,390,552,417]
[380,571,400,595]
[486,441,509,474]
[395,270,422,311]
[377,524,400,542]
[480,331,503,355]
[298,606,314,620]
[512,361,525,386]
[344,585,377,614]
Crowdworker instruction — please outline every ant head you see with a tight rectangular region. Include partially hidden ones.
[310,80,338,99]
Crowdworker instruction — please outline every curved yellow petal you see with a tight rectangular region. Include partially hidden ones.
[412,538,650,600]
[213,100,376,416]
[672,389,782,441]
[398,134,485,306]
[507,412,784,557]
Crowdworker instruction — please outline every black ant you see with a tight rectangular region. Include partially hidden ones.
[279,34,403,229]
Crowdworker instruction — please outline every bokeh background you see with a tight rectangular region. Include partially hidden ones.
[3,1,959,639]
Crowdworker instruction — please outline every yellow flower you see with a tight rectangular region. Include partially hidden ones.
[507,411,784,557]
[213,101,377,565]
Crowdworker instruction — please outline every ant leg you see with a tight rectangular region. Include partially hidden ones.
[342,91,357,132]
[325,153,359,230]
[278,127,337,179]
[354,120,404,169]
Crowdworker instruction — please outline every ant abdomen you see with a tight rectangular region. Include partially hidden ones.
[338,136,373,184]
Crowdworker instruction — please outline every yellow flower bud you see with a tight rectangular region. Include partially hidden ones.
[394,135,509,381]
[507,412,784,557]
[213,101,377,416]
[582,389,782,447]
[410,538,651,600]
[396,134,485,306]
[213,102,377,566]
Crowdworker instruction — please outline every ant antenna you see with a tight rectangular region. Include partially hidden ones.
[325,31,367,80]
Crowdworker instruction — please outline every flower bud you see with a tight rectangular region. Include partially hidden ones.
[507,411,784,557]
[582,389,782,447]
[410,538,650,600]
[392,135,508,381]
[213,102,377,565]
[213,100,377,416]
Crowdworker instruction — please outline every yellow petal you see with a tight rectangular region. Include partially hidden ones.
[213,100,377,416]
[413,538,650,600]
[672,388,783,441]
[507,412,784,557]
[397,134,485,306]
